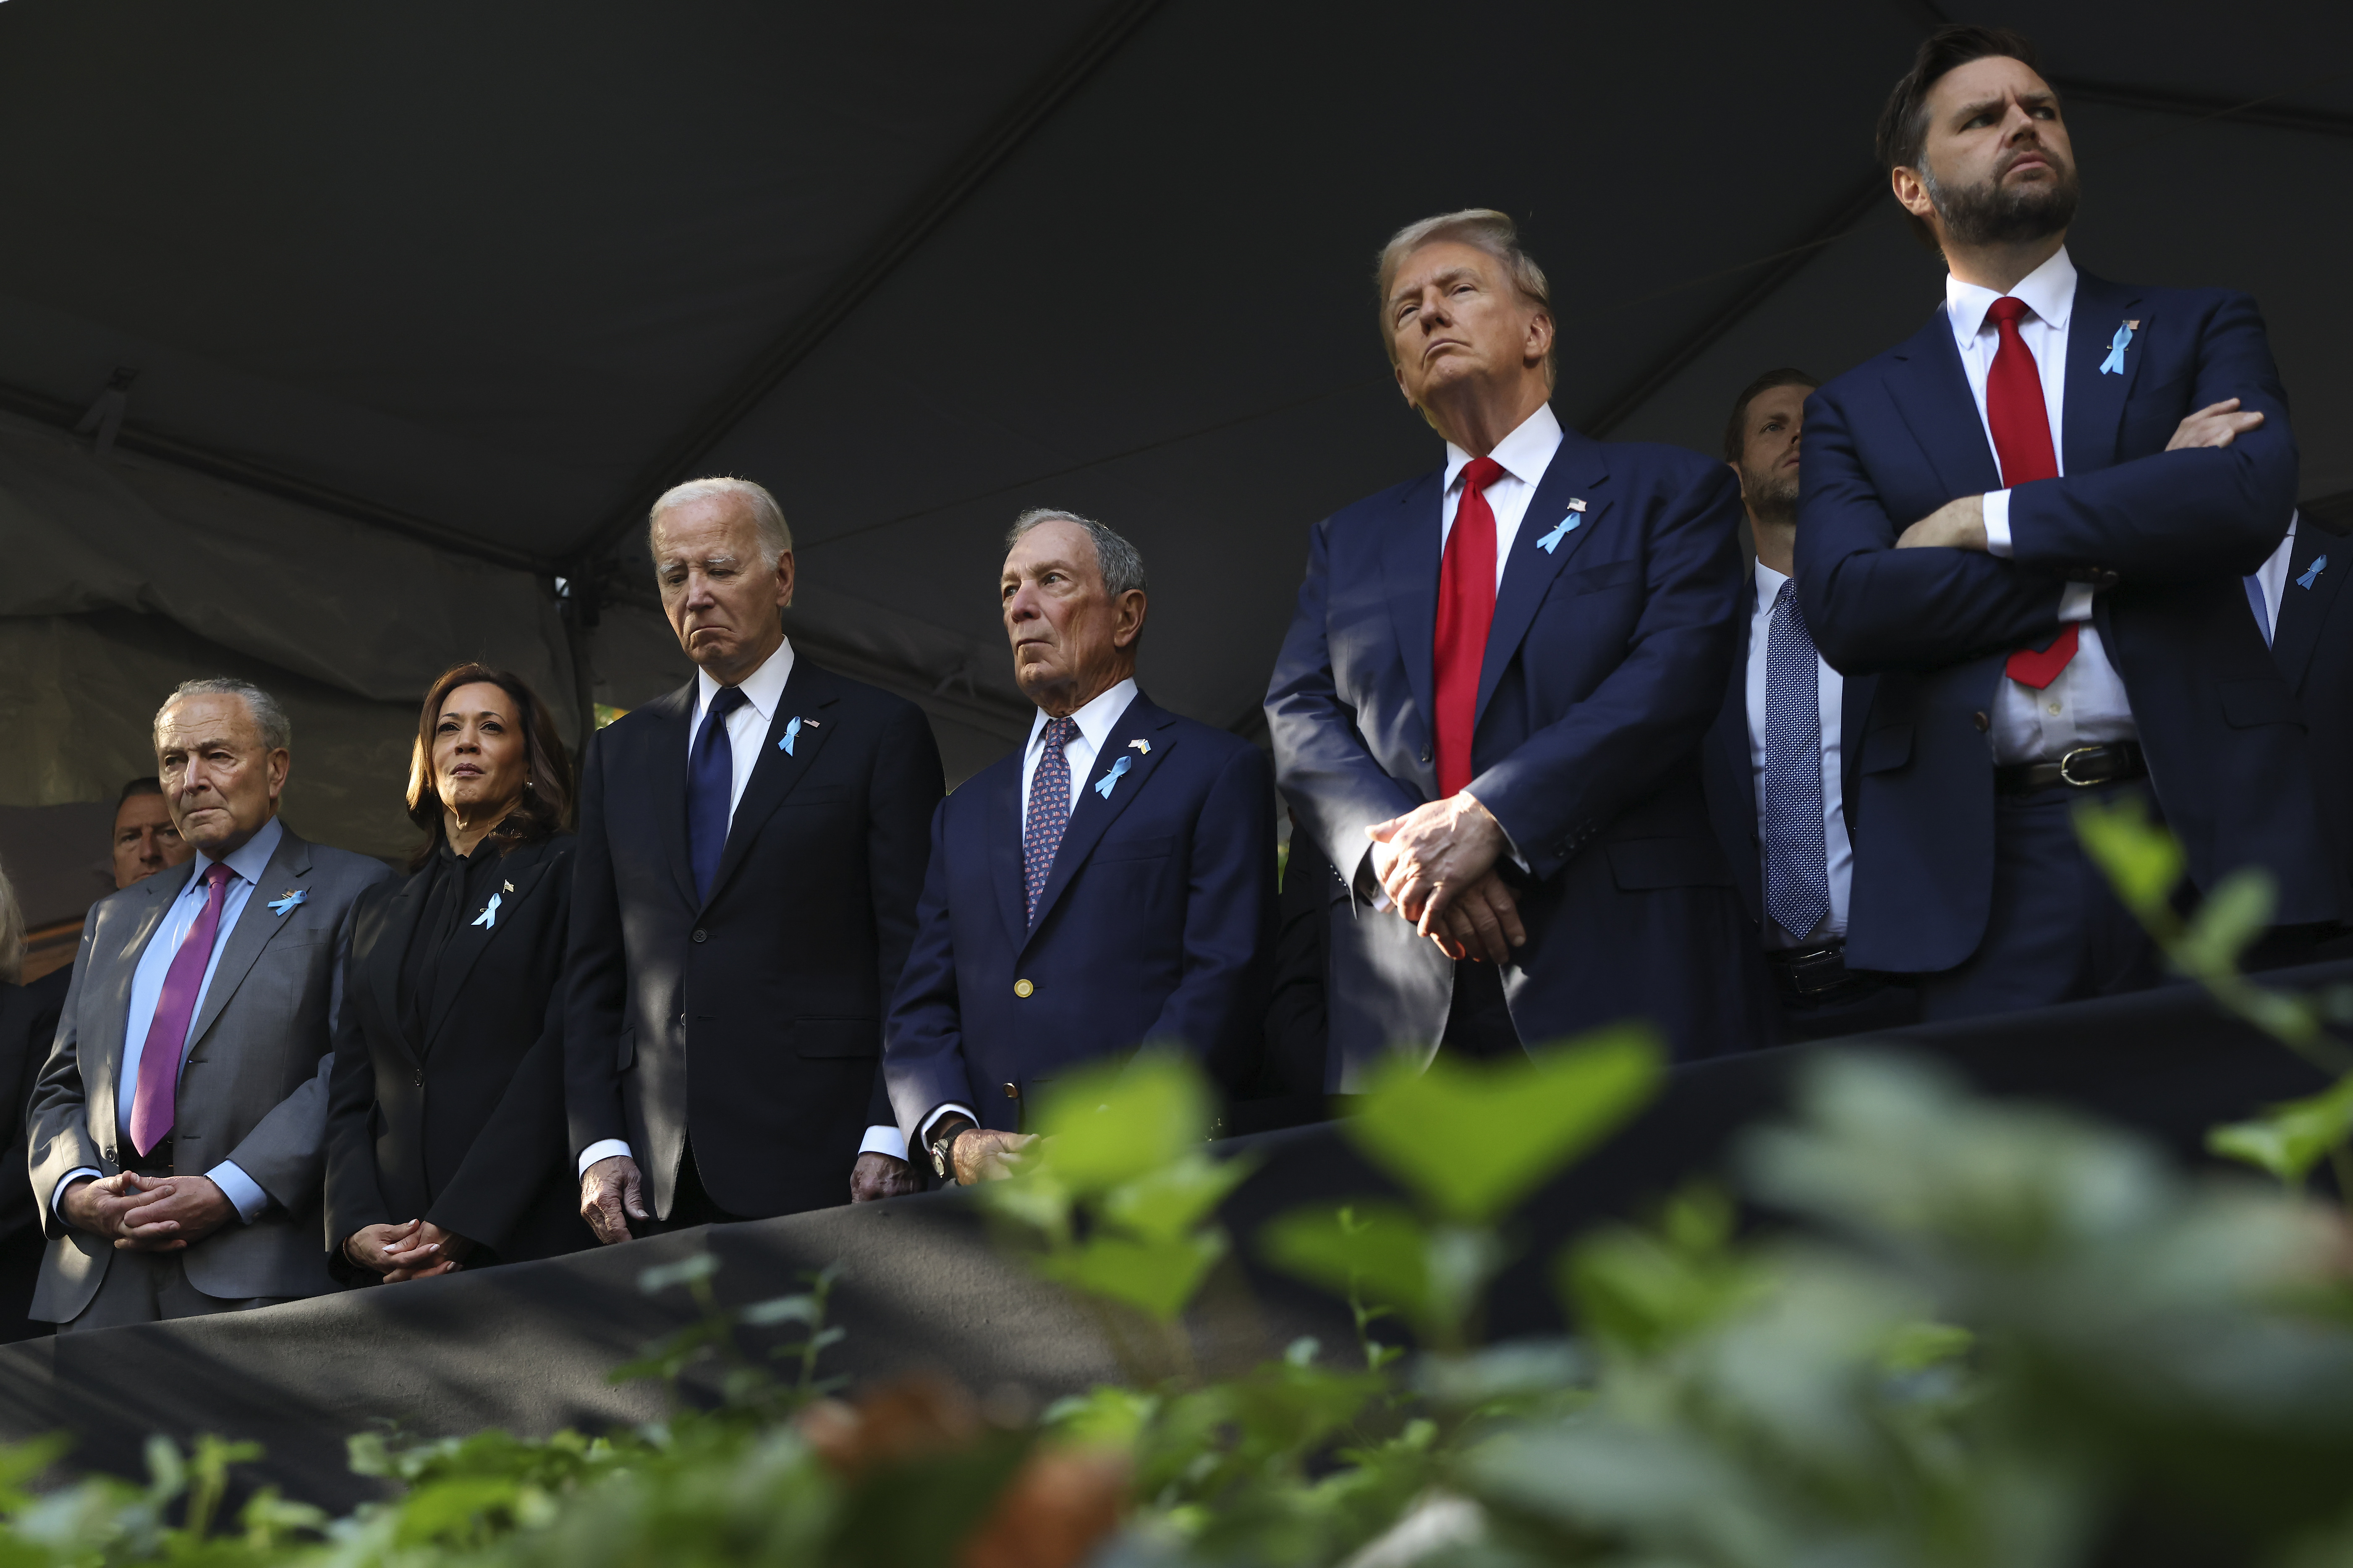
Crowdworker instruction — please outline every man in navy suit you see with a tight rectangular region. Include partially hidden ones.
[1798,26,2337,1020]
[1701,369,1917,1041]
[1267,209,1764,1081]
[2247,510,2353,963]
[885,509,1276,1183]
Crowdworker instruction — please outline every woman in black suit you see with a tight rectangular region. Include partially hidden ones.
[327,662,589,1282]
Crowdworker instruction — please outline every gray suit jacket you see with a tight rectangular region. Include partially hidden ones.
[27,824,389,1321]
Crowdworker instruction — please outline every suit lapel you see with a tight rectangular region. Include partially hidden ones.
[703,660,844,911]
[1023,694,1179,947]
[424,839,560,1047]
[1477,428,1611,725]
[646,681,699,911]
[369,867,434,1066]
[187,829,311,1052]
[991,757,1029,950]
[1379,472,1445,739]
[2062,272,2145,478]
[1704,573,1758,815]
[1887,309,2004,502]
[2274,524,2344,691]
[97,868,186,1127]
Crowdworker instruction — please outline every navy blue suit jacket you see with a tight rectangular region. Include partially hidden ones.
[2274,521,2353,904]
[1796,271,2335,974]
[1701,573,1878,937]
[1266,418,1766,1078]
[883,690,1277,1144]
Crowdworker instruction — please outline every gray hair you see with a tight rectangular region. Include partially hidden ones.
[0,859,22,986]
[648,476,793,570]
[1005,508,1148,598]
[155,678,293,753]
[1374,207,1556,386]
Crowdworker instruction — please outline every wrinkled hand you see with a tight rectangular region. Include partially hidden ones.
[1428,869,1526,963]
[344,1219,422,1276]
[580,1154,649,1245]
[382,1220,471,1283]
[2167,397,2264,452]
[1895,494,1988,551]
[850,1152,921,1203]
[951,1129,1035,1185]
[113,1175,236,1252]
[1367,794,1507,930]
[60,1172,173,1247]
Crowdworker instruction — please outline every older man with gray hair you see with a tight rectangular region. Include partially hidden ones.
[27,678,389,1328]
[885,508,1276,1184]
[566,475,944,1236]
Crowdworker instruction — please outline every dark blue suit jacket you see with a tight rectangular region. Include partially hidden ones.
[1796,270,2335,974]
[1267,419,1766,1078]
[1701,572,1878,937]
[883,690,1277,1144]
[2274,521,2353,905]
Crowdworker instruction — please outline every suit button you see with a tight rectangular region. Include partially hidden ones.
[414,1070,424,1088]
[1972,711,1991,733]
[1003,1081,1021,1099]
[692,929,707,943]
[1419,748,1432,763]
[1013,978,1034,998]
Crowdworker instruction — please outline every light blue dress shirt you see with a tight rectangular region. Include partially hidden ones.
[56,817,284,1222]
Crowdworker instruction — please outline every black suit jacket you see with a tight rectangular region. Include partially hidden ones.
[565,657,944,1220]
[326,833,586,1270]
[2273,521,2353,896]
[1701,574,1879,935]
[0,968,67,1340]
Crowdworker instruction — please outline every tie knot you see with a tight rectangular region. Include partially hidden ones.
[1462,456,1507,495]
[1987,296,2032,331]
[203,862,231,890]
[708,684,750,719]
[1042,715,1077,749]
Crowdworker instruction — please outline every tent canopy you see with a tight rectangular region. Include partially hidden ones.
[3,0,2349,888]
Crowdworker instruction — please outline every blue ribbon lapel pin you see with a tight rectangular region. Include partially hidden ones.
[1094,754,1135,799]
[2300,554,2329,591]
[2099,319,2139,376]
[1537,498,1589,554]
[778,716,804,755]
[267,888,307,917]
[471,890,502,930]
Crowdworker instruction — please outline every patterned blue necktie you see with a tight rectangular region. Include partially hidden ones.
[1023,715,1078,927]
[687,684,749,904]
[1763,582,1831,941]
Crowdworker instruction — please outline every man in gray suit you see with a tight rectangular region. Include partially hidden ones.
[28,678,389,1330]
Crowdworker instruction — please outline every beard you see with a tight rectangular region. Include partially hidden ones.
[1924,147,2081,247]
[1742,462,1801,526]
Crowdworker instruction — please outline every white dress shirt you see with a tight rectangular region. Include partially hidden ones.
[1440,401,1566,585]
[920,678,1143,1153]
[580,635,901,1176]
[1746,563,1853,948]
[1946,247,2138,764]
[55,817,285,1223]
[2251,513,2301,643]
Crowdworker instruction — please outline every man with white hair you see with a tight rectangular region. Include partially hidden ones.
[567,476,943,1236]
[26,678,388,1328]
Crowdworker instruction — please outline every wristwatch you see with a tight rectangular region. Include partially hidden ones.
[928,1116,977,1182]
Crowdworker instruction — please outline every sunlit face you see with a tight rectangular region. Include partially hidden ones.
[1000,520,1144,712]
[154,694,287,856]
[432,681,530,826]
[652,494,793,682]
[1899,55,2079,247]
[110,791,189,889]
[1385,241,1553,414]
[1734,384,1809,522]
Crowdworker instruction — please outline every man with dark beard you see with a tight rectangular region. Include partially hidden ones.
[1795,26,2334,1019]
[1701,371,1916,1039]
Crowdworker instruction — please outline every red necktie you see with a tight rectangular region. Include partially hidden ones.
[1434,456,1506,798]
[1985,296,2076,689]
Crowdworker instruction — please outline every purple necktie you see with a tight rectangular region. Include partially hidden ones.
[130,862,230,1157]
[1023,716,1077,927]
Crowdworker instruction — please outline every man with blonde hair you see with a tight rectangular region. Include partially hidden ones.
[1267,209,1764,1080]
[566,475,942,1236]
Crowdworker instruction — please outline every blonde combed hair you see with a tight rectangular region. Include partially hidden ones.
[1374,208,1557,387]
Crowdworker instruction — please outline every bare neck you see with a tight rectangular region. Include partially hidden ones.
[1031,660,1135,720]
[445,796,521,859]
[1942,230,2066,297]
[1424,374,1550,458]
[1750,510,1796,578]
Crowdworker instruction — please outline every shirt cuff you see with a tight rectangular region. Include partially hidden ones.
[858,1125,908,1160]
[2058,582,2096,623]
[207,1162,269,1224]
[53,1168,101,1218]
[919,1104,981,1148]
[578,1139,633,1179]
[1982,489,2013,557]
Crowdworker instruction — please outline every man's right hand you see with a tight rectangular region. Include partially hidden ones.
[1429,869,1526,964]
[580,1154,649,1245]
[60,1173,178,1250]
[951,1129,1035,1185]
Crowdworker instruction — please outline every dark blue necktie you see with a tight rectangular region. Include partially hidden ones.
[688,685,750,904]
[1763,582,1831,941]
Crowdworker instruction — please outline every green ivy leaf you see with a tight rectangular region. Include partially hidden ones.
[2207,1073,2353,1189]
[1031,1051,1212,1192]
[1099,1151,1257,1242]
[2175,869,2277,976]
[1348,1027,1663,1224]
[1036,1229,1228,1321]
[1260,1202,1435,1336]
[2073,796,2184,919]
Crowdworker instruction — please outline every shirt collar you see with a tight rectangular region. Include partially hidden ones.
[193,815,284,893]
[697,635,795,726]
[1753,559,1791,602]
[1029,676,1140,756]
[1947,245,2076,346]
[1443,401,1565,495]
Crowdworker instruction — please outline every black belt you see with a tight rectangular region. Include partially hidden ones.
[1994,741,2146,796]
[1764,941,1882,1007]
[120,1137,173,1178]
